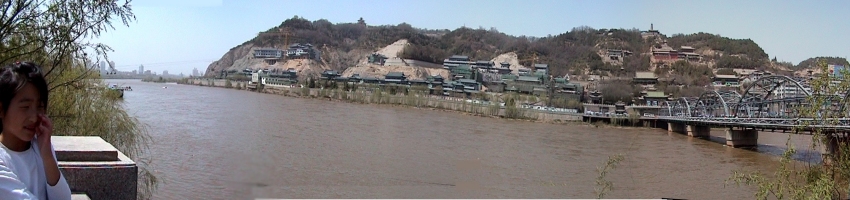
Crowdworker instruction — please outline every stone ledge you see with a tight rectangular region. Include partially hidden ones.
[59,149,135,167]
[72,193,91,200]
[54,136,137,200]
[53,136,119,161]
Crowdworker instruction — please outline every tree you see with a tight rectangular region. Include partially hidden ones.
[307,77,316,88]
[716,68,737,75]
[729,60,850,199]
[669,61,713,86]
[599,80,637,104]
[666,32,768,61]
[716,55,762,69]
[0,0,156,198]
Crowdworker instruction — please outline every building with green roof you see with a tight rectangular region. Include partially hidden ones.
[551,81,583,102]
[633,71,658,86]
[451,64,474,80]
[506,75,545,94]
[641,91,669,106]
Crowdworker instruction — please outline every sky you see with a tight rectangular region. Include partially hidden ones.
[95,0,850,75]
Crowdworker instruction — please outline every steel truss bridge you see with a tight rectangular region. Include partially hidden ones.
[657,75,850,131]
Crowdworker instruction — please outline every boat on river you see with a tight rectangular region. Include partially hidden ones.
[107,84,125,98]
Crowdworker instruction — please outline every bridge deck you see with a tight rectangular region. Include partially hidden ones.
[657,117,850,132]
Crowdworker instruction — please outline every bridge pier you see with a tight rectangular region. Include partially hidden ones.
[686,125,710,138]
[725,128,758,148]
[819,134,850,166]
[668,122,686,135]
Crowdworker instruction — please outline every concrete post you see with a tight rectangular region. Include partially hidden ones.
[686,125,710,138]
[725,128,758,148]
[667,122,686,134]
[667,122,673,133]
[820,135,837,166]
[818,134,850,166]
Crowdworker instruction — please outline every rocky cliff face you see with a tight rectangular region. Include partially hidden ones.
[204,43,255,77]
[320,47,371,71]
[205,38,450,81]
[203,43,367,79]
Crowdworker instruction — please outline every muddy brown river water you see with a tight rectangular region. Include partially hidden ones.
[112,79,819,199]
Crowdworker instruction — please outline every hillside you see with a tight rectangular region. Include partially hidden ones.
[794,56,850,70]
[206,16,792,86]
[204,16,431,78]
[340,39,450,80]
[789,57,850,76]
[666,32,768,61]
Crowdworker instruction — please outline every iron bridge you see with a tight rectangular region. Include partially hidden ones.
[657,75,850,131]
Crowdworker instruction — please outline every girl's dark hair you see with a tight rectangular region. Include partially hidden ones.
[0,62,49,130]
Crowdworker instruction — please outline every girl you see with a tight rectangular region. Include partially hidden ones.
[0,62,71,199]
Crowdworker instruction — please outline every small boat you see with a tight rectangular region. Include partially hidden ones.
[107,84,124,98]
[163,86,168,89]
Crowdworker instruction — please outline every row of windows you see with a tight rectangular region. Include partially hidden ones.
[255,50,282,58]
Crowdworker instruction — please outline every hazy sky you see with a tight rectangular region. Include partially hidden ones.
[96,0,849,75]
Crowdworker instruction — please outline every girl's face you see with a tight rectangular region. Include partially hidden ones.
[1,83,44,142]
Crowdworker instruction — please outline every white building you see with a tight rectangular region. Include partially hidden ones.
[253,48,283,58]
[98,62,106,74]
[251,70,268,84]
[192,68,199,77]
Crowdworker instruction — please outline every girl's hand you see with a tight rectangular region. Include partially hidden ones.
[36,114,53,152]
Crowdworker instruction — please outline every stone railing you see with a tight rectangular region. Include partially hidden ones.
[53,136,137,200]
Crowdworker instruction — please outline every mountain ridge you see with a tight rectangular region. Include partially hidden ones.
[204,16,847,85]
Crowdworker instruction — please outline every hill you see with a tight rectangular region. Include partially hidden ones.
[794,56,850,70]
[666,33,768,61]
[204,16,431,79]
[399,26,647,77]
[340,39,450,80]
[205,16,787,87]
[789,56,850,76]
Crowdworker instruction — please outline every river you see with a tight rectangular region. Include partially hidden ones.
[110,79,819,199]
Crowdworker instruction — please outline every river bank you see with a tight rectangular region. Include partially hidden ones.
[181,78,584,123]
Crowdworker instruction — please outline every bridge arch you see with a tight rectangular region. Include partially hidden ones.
[659,100,674,117]
[839,91,850,117]
[693,100,707,118]
[678,97,698,117]
[696,90,742,117]
[659,99,693,117]
[734,75,812,118]
[829,79,850,117]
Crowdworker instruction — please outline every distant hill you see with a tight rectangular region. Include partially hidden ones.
[664,32,770,70]
[794,56,850,71]
[666,33,768,61]
[205,16,434,78]
[400,27,651,77]
[206,16,798,86]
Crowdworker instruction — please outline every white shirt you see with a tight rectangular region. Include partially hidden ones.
[0,141,71,200]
